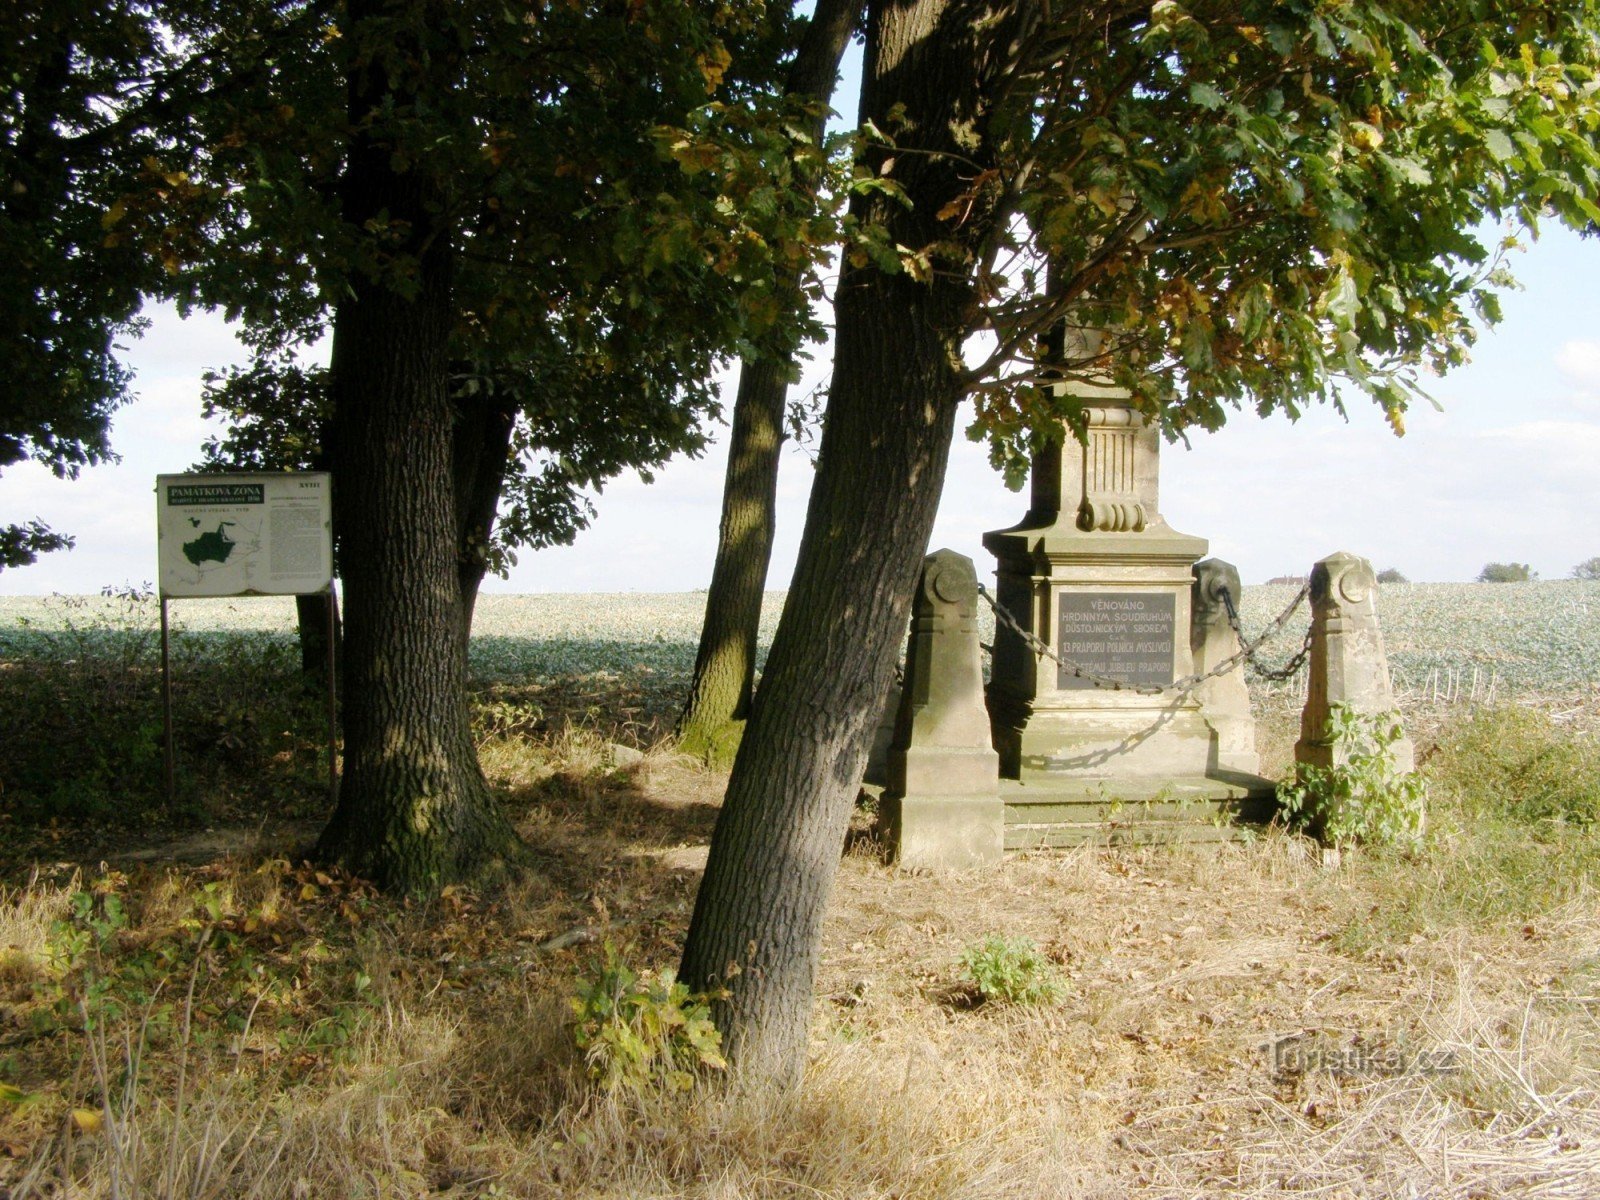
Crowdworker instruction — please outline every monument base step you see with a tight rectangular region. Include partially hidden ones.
[1000,774,1278,849]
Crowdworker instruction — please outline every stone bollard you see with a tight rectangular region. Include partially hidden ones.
[879,549,1003,868]
[1191,558,1260,775]
[861,682,901,789]
[1295,551,1414,773]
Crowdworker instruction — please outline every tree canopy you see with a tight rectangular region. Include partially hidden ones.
[155,0,845,595]
[934,0,1600,477]
[0,1,173,567]
[1480,561,1537,581]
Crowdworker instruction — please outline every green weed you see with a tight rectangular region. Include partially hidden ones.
[1429,704,1600,831]
[957,935,1063,1007]
[570,944,727,1093]
[1279,705,1426,850]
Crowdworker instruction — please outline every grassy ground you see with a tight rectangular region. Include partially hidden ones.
[2,592,1599,1197]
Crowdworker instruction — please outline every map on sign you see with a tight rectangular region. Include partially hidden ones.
[156,473,332,598]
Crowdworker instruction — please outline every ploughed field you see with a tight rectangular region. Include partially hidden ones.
[3,581,1594,734]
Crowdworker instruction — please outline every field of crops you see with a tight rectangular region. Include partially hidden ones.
[2,580,1596,703]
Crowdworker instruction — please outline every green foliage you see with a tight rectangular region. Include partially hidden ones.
[1572,556,1600,581]
[1279,705,1427,850]
[0,1,169,566]
[1429,705,1600,831]
[1329,707,1600,954]
[21,863,388,1083]
[1478,562,1536,583]
[1376,568,1408,584]
[957,936,1063,1007]
[196,357,330,475]
[953,2,1600,475]
[141,0,842,582]
[570,945,728,1093]
[0,521,74,570]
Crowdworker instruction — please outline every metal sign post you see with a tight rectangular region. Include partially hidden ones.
[155,471,337,809]
[325,588,339,808]
[161,596,175,805]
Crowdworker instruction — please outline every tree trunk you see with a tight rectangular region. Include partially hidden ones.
[676,357,787,763]
[452,391,517,651]
[676,0,862,764]
[293,590,339,684]
[680,0,1025,1083]
[314,0,523,893]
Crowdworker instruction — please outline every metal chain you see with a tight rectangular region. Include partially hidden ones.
[1220,585,1314,682]
[975,581,1311,700]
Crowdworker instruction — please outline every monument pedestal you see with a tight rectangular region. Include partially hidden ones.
[983,400,1275,843]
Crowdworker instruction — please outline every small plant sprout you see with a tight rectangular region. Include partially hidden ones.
[957,936,1063,1007]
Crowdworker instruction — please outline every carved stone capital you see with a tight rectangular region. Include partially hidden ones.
[919,548,978,621]
[1309,550,1378,620]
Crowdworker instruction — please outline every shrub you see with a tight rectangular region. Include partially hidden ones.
[1573,556,1600,581]
[570,945,727,1093]
[1278,705,1426,850]
[957,936,1063,1006]
[1376,568,1408,584]
[1477,562,1535,583]
[1429,705,1600,831]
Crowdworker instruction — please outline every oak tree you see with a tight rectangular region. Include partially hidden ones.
[677,0,863,765]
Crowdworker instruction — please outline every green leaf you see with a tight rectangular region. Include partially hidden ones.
[1484,129,1516,162]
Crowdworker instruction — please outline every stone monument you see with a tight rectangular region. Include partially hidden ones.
[879,549,1004,868]
[982,371,1274,845]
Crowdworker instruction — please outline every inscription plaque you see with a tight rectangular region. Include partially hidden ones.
[1057,592,1176,690]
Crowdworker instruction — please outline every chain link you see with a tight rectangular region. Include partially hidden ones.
[975,581,1311,701]
[1220,584,1314,682]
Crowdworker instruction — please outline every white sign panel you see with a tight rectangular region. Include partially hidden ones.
[157,472,332,598]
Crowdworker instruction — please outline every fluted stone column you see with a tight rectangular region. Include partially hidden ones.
[1191,557,1259,775]
[1296,551,1414,773]
[880,549,1003,868]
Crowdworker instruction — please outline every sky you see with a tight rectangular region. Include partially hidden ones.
[3,217,1598,596]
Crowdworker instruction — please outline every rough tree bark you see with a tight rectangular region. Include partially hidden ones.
[675,0,862,765]
[315,0,523,892]
[680,0,1029,1082]
[675,357,788,764]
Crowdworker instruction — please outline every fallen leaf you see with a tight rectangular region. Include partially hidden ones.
[71,1108,103,1134]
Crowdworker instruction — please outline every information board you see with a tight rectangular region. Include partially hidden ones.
[156,473,332,598]
[1057,591,1176,691]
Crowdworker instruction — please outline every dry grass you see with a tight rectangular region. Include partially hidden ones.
[4,704,1599,1198]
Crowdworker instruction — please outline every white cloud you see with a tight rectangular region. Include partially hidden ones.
[1556,339,1600,388]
